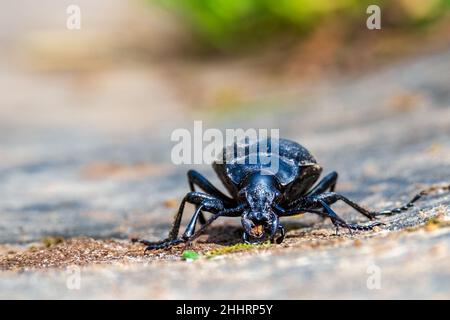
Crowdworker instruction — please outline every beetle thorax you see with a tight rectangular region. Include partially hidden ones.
[239,172,281,241]
[242,171,278,204]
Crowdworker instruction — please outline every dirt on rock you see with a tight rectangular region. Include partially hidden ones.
[2,202,448,272]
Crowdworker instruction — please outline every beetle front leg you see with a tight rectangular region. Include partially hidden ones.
[137,204,206,251]
[182,203,245,248]
[272,225,286,244]
[133,192,225,251]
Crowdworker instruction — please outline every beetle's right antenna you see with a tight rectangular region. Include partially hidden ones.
[377,183,450,215]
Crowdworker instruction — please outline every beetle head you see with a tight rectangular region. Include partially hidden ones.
[239,172,281,243]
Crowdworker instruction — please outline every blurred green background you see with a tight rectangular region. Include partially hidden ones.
[0,0,449,133]
[0,0,450,300]
[151,0,450,53]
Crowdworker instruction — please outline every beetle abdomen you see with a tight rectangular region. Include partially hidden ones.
[213,138,320,197]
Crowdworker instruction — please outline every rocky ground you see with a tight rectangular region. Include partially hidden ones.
[0,45,449,298]
[0,1,450,299]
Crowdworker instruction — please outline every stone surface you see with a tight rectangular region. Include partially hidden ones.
[0,15,449,297]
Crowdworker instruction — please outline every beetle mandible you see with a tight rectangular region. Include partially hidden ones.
[135,138,448,250]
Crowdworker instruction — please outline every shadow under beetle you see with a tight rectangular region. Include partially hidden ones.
[135,138,449,251]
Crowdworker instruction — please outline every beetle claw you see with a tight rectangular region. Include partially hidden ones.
[334,226,339,236]
[347,226,354,236]
[142,238,183,252]
[275,225,286,244]
[333,220,384,234]
[183,240,194,251]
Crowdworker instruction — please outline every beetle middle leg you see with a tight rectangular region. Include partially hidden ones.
[285,191,376,220]
[304,171,338,220]
[312,192,376,220]
[306,171,338,196]
[279,193,382,234]
[317,184,450,218]
[134,192,242,251]
[135,192,223,250]
[319,200,383,234]
[187,170,236,224]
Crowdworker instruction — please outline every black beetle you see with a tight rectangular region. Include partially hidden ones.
[135,138,447,250]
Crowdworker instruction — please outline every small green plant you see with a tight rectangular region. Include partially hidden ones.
[42,236,64,248]
[205,242,271,259]
[182,250,201,260]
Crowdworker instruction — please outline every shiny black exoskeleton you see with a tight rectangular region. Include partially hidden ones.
[136,138,445,251]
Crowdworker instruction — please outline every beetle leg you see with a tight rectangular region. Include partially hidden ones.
[314,193,384,232]
[141,238,184,251]
[319,200,353,235]
[320,201,384,234]
[184,204,245,248]
[136,196,245,251]
[278,202,382,234]
[133,192,225,251]
[132,194,190,247]
[143,208,221,252]
[133,197,191,249]
[277,203,352,234]
[318,184,450,219]
[187,170,234,204]
[304,171,339,220]
[273,225,285,244]
[187,170,235,224]
[306,171,338,196]
[181,205,205,240]
[312,192,376,220]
